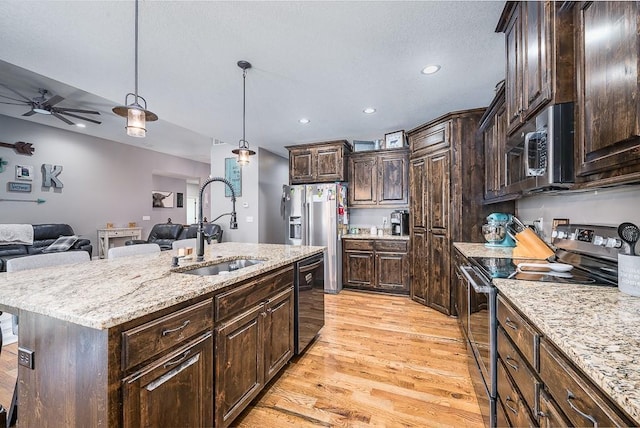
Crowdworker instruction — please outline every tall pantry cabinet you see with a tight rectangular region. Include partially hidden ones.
[408,109,507,315]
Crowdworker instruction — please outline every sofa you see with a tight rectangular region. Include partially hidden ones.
[125,222,222,251]
[0,224,93,272]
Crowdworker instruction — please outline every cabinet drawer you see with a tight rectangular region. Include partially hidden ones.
[538,387,570,427]
[343,239,374,251]
[498,326,538,411]
[409,122,450,155]
[374,240,408,253]
[539,338,634,427]
[122,299,213,371]
[497,359,536,427]
[214,266,293,321]
[497,295,540,370]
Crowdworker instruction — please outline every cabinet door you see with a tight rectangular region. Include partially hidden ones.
[409,158,426,229]
[522,0,551,116]
[215,304,264,428]
[378,152,409,205]
[343,250,375,287]
[505,5,523,132]
[575,1,640,178]
[316,146,343,182]
[349,155,377,206]
[264,287,294,383]
[410,229,427,304]
[483,114,500,199]
[289,149,314,184]
[538,388,570,428]
[426,151,450,234]
[376,252,409,294]
[123,333,214,428]
[427,232,451,315]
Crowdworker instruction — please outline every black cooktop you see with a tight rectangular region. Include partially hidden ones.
[468,256,616,286]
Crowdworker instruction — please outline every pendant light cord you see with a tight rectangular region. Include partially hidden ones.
[242,68,246,147]
[134,0,139,104]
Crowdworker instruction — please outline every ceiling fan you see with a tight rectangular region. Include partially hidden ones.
[0,82,101,126]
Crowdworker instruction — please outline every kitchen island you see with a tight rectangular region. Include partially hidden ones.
[0,243,324,427]
[454,242,640,425]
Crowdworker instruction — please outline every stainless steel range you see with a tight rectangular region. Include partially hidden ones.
[457,224,629,427]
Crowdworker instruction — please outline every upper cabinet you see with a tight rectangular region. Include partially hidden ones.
[348,148,409,208]
[574,1,640,185]
[286,140,351,184]
[497,1,574,135]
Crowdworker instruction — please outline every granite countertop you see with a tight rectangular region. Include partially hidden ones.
[454,241,640,423]
[0,243,324,330]
[342,233,410,241]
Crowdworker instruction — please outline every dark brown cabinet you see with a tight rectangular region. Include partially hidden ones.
[497,1,574,135]
[342,238,409,294]
[214,270,294,428]
[286,140,351,184]
[574,1,640,185]
[123,332,214,428]
[348,148,409,207]
[408,109,491,315]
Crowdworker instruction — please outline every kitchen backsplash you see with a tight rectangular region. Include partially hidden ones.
[516,185,640,242]
[348,208,400,230]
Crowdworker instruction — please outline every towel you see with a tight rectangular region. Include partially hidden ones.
[0,224,34,245]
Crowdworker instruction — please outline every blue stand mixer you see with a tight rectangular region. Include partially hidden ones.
[482,213,516,247]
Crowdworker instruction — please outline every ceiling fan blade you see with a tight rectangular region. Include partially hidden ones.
[59,111,102,125]
[52,112,75,125]
[22,110,36,117]
[0,82,31,102]
[0,93,28,103]
[0,101,28,106]
[54,107,100,115]
[45,95,64,107]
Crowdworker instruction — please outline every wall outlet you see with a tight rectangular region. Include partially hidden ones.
[142,215,151,221]
[18,347,34,369]
[246,216,254,223]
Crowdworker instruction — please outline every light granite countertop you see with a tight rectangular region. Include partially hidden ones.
[0,243,324,330]
[453,242,515,258]
[342,233,410,241]
[454,241,640,423]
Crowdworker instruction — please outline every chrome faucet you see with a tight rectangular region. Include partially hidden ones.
[197,176,238,261]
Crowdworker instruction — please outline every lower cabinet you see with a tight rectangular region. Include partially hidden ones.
[342,238,409,294]
[497,294,636,427]
[214,284,294,428]
[122,332,214,428]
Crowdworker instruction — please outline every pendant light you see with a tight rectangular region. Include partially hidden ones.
[112,0,158,137]
[232,60,256,165]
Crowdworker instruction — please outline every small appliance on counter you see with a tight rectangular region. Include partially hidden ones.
[481,213,516,247]
[390,210,409,236]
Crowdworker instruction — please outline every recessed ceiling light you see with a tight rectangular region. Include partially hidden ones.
[75,123,86,128]
[363,107,376,114]
[421,65,441,75]
[299,118,310,124]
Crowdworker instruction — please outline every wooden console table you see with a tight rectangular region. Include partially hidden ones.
[97,227,143,259]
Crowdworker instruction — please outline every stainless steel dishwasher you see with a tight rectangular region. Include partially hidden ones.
[294,252,325,355]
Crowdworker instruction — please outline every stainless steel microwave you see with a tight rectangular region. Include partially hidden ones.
[504,103,574,194]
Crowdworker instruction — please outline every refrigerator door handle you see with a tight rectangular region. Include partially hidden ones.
[305,201,311,245]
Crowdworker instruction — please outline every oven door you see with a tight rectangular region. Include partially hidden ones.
[459,265,497,427]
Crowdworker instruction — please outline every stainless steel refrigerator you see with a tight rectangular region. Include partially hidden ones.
[283,183,347,294]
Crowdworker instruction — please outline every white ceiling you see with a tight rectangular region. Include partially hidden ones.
[0,1,506,163]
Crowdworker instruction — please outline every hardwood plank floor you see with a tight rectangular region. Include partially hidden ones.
[0,290,482,427]
[235,291,482,427]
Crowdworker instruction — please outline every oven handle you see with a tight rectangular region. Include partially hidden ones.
[459,265,489,293]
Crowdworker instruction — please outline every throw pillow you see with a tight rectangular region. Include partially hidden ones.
[42,235,79,253]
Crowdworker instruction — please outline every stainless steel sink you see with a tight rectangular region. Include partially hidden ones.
[180,258,264,276]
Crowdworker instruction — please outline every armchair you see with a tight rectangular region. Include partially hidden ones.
[125,223,184,251]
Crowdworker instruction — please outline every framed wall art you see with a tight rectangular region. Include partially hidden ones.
[384,130,406,149]
[152,190,174,208]
[224,157,242,197]
[15,165,34,181]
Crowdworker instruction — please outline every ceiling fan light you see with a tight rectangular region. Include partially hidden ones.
[32,107,51,115]
[126,107,146,137]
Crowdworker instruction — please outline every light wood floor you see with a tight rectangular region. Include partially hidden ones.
[0,291,482,427]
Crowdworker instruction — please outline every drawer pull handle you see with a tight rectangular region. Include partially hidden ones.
[567,390,598,427]
[163,350,191,368]
[504,396,518,414]
[162,320,190,336]
[505,355,519,371]
[504,317,518,330]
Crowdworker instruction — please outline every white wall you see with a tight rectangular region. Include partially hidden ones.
[207,145,288,243]
[516,185,640,241]
[151,175,188,225]
[0,115,211,254]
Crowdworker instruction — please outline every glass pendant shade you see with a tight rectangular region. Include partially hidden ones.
[126,107,146,137]
[237,148,250,165]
